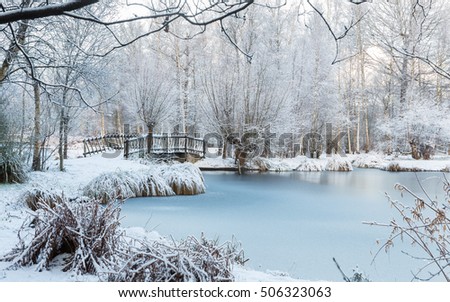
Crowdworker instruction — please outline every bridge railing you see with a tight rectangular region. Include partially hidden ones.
[83,134,137,157]
[124,134,205,159]
[83,133,205,159]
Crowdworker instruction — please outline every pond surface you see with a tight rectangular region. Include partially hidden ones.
[121,169,447,281]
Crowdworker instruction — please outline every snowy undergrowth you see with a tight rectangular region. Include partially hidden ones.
[83,163,205,203]
[83,169,175,204]
[0,153,27,184]
[20,185,64,211]
[161,163,205,195]
[325,156,353,172]
[251,156,352,172]
[294,158,324,172]
[1,196,244,281]
[351,153,385,169]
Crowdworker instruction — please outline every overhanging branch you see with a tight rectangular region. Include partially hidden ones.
[0,0,99,24]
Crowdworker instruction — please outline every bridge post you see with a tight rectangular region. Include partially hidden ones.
[202,138,206,158]
[124,139,129,159]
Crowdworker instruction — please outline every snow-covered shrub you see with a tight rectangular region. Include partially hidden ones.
[82,169,175,203]
[161,163,205,195]
[21,186,63,211]
[325,156,353,172]
[0,153,27,184]
[2,197,246,281]
[294,158,324,172]
[2,197,122,274]
[385,162,401,172]
[253,158,269,172]
[252,157,292,172]
[333,258,370,282]
[83,170,139,204]
[351,154,385,169]
[367,180,450,281]
[108,234,246,282]
[136,171,176,197]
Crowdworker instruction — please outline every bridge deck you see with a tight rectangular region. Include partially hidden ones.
[83,134,205,160]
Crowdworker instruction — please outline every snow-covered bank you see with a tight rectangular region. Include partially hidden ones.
[0,155,294,282]
[351,153,450,172]
[195,153,450,173]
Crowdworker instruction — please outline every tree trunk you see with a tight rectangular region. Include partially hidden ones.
[410,139,421,160]
[147,123,154,155]
[63,116,69,160]
[0,19,29,83]
[32,81,41,171]
[59,106,65,171]
[222,139,228,159]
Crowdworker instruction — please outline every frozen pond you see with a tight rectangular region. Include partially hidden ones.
[121,169,447,281]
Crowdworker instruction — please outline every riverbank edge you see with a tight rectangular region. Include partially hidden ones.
[196,154,450,173]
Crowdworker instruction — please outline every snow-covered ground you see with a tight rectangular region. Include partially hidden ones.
[2,151,450,282]
[0,154,297,282]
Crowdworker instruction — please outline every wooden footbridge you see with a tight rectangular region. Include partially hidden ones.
[82,133,206,160]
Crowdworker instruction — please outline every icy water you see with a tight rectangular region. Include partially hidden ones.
[121,169,448,281]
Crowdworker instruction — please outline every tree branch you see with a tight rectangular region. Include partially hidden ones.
[0,0,99,24]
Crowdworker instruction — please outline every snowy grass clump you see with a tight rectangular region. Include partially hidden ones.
[137,171,177,197]
[83,164,206,203]
[2,197,122,274]
[351,153,385,169]
[160,163,205,195]
[109,234,245,282]
[252,157,292,172]
[0,153,27,184]
[2,197,245,281]
[294,158,324,172]
[82,169,175,204]
[325,156,353,172]
[21,186,63,211]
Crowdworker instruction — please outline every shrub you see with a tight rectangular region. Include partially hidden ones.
[21,186,63,211]
[160,163,205,195]
[325,156,353,172]
[0,153,27,184]
[136,171,177,197]
[2,196,245,281]
[385,162,401,172]
[294,159,324,172]
[366,176,450,281]
[108,235,246,282]
[2,196,123,274]
[82,169,175,204]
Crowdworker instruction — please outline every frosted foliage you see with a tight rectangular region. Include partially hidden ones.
[2,196,244,281]
[351,154,384,169]
[109,234,245,282]
[294,159,324,172]
[82,169,174,203]
[160,163,206,195]
[21,186,63,211]
[325,156,353,172]
[82,164,205,203]
[2,197,122,274]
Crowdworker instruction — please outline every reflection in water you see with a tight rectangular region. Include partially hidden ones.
[121,169,447,281]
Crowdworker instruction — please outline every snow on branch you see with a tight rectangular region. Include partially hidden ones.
[0,1,99,24]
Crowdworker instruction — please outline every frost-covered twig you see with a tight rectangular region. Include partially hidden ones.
[366,177,450,281]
